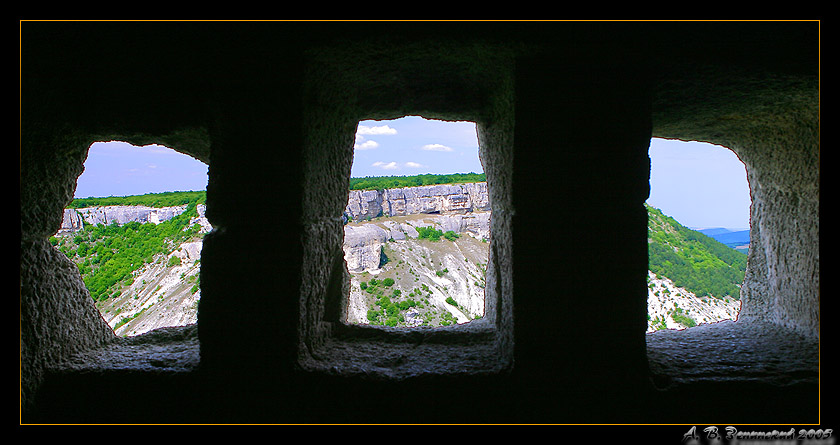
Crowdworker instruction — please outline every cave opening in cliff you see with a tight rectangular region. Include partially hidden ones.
[645,138,750,333]
[56,140,210,337]
[343,115,490,328]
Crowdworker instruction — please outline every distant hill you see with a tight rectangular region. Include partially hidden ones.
[696,227,733,237]
[647,204,748,300]
[698,227,750,248]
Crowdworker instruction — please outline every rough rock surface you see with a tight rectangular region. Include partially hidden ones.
[344,215,491,327]
[342,224,389,273]
[59,204,206,232]
[342,210,492,275]
[345,182,490,222]
[646,319,818,387]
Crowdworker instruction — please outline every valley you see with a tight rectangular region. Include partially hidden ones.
[52,184,748,336]
[344,213,490,327]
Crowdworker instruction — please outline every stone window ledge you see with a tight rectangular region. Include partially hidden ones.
[646,319,819,388]
[50,325,200,374]
[298,319,509,380]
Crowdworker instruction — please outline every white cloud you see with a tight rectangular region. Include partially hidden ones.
[354,139,379,150]
[372,161,399,170]
[357,125,398,135]
[421,143,453,152]
[405,161,424,168]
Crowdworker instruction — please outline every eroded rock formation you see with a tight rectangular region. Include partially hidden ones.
[343,183,492,274]
[343,224,389,273]
[59,204,207,233]
[345,182,490,222]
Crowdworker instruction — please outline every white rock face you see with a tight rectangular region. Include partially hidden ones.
[96,239,203,337]
[59,208,85,232]
[343,224,389,273]
[342,211,492,277]
[345,182,490,222]
[345,189,384,222]
[59,204,207,232]
[647,271,742,333]
[344,222,490,326]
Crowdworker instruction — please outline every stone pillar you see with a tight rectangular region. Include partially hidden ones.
[512,51,652,398]
[197,64,305,375]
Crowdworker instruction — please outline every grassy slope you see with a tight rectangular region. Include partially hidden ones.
[646,204,747,300]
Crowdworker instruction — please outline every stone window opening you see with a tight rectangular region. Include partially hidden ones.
[643,132,819,391]
[645,138,750,333]
[57,140,210,338]
[342,116,491,329]
[21,129,212,414]
[298,111,515,380]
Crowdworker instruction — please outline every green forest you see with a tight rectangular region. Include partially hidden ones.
[68,190,206,209]
[646,204,747,300]
[53,195,205,302]
[349,172,485,191]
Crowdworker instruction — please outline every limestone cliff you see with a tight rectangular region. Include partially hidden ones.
[345,182,490,222]
[343,224,389,273]
[59,204,208,232]
[343,212,491,274]
[341,184,493,327]
[344,215,491,327]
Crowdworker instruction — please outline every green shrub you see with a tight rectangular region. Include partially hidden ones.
[671,312,697,328]
[445,296,458,307]
[416,226,444,241]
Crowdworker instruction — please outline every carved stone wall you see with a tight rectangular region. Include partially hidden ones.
[20,21,820,424]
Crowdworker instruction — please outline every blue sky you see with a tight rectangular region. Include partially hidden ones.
[352,116,483,177]
[647,138,750,230]
[74,141,209,199]
[73,117,750,230]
